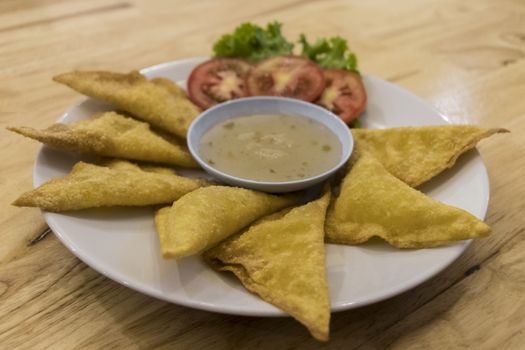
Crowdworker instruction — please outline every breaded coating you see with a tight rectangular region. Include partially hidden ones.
[13,160,208,212]
[352,125,509,187]
[154,206,171,245]
[155,186,297,259]
[8,112,198,168]
[151,77,187,98]
[53,71,200,138]
[204,189,331,341]
[325,153,491,248]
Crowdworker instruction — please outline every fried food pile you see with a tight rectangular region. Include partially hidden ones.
[7,69,508,341]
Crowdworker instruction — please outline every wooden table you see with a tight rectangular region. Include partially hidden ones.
[1,0,523,348]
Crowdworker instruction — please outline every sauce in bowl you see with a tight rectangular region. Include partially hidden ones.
[199,114,342,182]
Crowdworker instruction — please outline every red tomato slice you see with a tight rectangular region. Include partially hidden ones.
[187,58,252,109]
[246,56,325,102]
[317,69,367,124]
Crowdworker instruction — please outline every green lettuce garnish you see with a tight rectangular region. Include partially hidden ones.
[213,22,294,62]
[212,22,362,127]
[212,22,359,72]
[298,34,358,72]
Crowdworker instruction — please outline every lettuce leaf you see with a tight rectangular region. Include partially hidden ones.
[213,22,294,62]
[212,22,363,125]
[299,34,358,72]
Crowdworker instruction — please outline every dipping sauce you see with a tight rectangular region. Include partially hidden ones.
[199,114,342,182]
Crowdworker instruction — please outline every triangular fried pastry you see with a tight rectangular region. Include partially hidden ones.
[8,112,198,168]
[13,160,208,212]
[156,186,297,259]
[325,153,491,248]
[352,125,508,187]
[204,189,331,341]
[53,70,200,138]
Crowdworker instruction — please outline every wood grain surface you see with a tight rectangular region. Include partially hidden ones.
[1,0,524,348]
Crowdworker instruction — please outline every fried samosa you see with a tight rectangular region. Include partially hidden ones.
[352,125,508,187]
[8,112,198,168]
[13,160,208,212]
[204,189,331,341]
[325,153,491,248]
[156,186,297,259]
[53,71,200,138]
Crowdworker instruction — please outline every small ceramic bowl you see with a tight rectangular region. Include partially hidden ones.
[187,96,353,193]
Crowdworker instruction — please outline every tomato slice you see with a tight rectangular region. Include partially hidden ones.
[317,69,367,124]
[187,58,252,109]
[246,56,325,102]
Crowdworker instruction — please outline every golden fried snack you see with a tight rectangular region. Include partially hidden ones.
[352,125,508,187]
[325,153,491,248]
[8,112,198,168]
[151,77,187,98]
[204,189,331,341]
[13,160,208,212]
[156,186,297,259]
[53,70,200,138]
[154,206,171,245]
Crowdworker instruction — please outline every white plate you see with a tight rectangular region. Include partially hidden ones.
[34,58,489,316]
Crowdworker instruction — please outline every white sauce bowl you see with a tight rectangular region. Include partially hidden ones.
[187,96,354,193]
